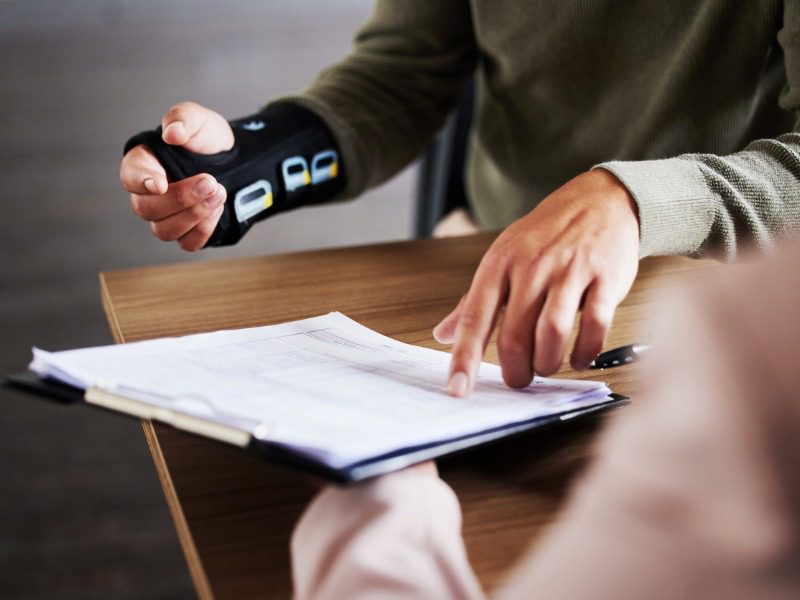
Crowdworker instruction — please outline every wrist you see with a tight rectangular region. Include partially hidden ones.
[590,168,639,221]
[592,158,712,257]
[587,168,641,248]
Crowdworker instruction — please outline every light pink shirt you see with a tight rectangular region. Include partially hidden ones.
[292,245,800,599]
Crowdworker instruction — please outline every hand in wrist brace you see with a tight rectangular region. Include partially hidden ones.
[122,102,346,248]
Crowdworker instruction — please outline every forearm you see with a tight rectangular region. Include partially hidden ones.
[279,0,477,200]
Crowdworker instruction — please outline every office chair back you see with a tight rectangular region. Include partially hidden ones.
[414,81,475,238]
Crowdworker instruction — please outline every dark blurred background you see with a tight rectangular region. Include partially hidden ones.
[0,1,415,597]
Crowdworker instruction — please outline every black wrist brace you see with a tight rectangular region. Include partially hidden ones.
[123,102,346,247]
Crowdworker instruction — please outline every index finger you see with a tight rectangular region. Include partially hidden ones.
[120,144,168,195]
[131,174,221,222]
[447,266,507,397]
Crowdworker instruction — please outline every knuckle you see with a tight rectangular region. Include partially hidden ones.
[520,253,552,283]
[585,251,606,275]
[187,202,209,221]
[195,218,215,239]
[536,252,556,273]
[150,222,173,242]
[165,103,187,121]
[583,306,611,333]
[208,186,227,208]
[453,344,482,369]
[555,246,584,274]
[175,184,198,209]
[485,242,515,269]
[131,194,157,220]
[553,245,575,268]
[167,101,202,124]
[540,315,569,341]
[130,195,144,216]
[457,307,485,332]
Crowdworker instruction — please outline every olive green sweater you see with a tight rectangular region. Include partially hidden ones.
[281,0,800,258]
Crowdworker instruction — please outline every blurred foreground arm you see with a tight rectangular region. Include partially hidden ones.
[291,465,484,600]
[499,242,800,599]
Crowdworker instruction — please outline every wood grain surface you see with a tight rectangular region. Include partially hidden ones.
[99,233,717,598]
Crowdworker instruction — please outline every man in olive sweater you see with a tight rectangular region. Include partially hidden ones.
[120,1,800,394]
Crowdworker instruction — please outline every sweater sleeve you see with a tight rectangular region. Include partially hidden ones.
[291,469,485,600]
[273,1,477,201]
[596,3,800,260]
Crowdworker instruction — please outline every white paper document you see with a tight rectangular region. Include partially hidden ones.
[30,313,611,468]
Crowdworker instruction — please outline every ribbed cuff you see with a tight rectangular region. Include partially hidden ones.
[594,158,715,258]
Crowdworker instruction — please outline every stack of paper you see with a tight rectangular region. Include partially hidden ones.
[29,313,615,480]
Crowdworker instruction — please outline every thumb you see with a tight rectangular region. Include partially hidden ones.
[433,295,466,344]
[161,101,235,155]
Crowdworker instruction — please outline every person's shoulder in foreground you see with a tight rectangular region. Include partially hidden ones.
[290,240,800,600]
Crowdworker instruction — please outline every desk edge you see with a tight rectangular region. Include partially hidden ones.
[141,421,214,600]
[99,273,124,345]
[100,272,215,599]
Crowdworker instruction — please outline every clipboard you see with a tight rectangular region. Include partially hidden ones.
[5,370,627,484]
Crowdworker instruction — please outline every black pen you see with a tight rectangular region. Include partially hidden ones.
[589,344,650,369]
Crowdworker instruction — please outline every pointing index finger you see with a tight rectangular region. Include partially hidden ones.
[447,268,507,397]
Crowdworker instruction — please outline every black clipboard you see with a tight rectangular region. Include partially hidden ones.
[5,370,628,484]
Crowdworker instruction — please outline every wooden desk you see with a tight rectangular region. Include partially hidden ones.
[99,233,715,599]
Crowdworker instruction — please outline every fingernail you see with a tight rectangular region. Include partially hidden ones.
[447,372,469,397]
[164,121,185,139]
[432,323,444,343]
[205,192,224,207]
[143,177,159,194]
[193,178,215,199]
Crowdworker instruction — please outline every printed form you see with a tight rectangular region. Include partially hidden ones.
[31,313,610,467]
